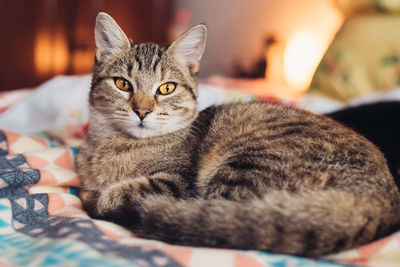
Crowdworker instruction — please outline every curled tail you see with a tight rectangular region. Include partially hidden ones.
[112,190,399,256]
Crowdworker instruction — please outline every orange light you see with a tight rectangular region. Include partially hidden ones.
[53,31,69,74]
[34,31,52,76]
[71,50,94,74]
[283,29,326,93]
[263,0,344,99]
[34,29,69,77]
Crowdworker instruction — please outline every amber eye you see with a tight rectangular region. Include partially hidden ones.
[157,82,176,95]
[114,78,131,91]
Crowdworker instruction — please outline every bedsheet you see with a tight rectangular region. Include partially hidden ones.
[1,76,400,266]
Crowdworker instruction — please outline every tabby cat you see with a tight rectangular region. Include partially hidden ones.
[76,12,400,256]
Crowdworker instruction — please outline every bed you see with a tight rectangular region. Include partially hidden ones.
[0,75,399,267]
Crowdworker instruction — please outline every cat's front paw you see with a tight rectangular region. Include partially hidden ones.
[78,189,101,218]
[95,177,150,218]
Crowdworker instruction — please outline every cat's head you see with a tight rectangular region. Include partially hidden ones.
[89,12,207,138]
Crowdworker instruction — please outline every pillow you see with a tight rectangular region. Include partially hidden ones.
[310,14,400,101]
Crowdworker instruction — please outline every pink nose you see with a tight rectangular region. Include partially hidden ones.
[134,109,151,120]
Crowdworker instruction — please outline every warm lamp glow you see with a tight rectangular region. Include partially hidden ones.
[53,31,69,74]
[34,30,69,77]
[283,29,327,92]
[34,32,52,76]
[71,50,94,73]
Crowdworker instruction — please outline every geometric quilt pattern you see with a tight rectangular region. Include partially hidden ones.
[0,130,179,267]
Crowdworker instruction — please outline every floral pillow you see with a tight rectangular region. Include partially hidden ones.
[310,13,400,101]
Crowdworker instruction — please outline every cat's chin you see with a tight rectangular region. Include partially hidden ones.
[125,125,170,139]
[127,126,160,139]
[125,123,188,139]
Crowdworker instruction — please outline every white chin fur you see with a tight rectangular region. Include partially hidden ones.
[123,111,193,138]
[126,120,190,139]
[128,126,162,139]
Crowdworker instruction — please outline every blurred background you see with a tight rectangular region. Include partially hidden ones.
[1,0,400,102]
[0,0,173,91]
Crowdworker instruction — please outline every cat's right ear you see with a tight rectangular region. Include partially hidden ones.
[94,12,131,61]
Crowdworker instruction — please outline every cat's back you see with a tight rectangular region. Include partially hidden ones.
[199,101,366,151]
[196,102,395,195]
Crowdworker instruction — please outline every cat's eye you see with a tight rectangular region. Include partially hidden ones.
[157,82,176,95]
[114,77,132,91]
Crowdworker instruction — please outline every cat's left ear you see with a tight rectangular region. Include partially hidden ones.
[168,24,207,74]
[94,12,131,61]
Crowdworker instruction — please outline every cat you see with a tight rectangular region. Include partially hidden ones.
[326,101,400,189]
[75,12,400,257]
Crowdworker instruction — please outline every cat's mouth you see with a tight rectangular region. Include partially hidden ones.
[129,121,161,139]
[137,122,149,129]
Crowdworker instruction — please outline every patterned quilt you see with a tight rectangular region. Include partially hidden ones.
[0,77,400,266]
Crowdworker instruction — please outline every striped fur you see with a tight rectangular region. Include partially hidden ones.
[76,13,400,256]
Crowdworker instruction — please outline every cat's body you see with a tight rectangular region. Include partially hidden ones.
[76,12,400,257]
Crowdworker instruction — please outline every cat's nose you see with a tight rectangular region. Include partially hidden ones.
[134,109,151,121]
